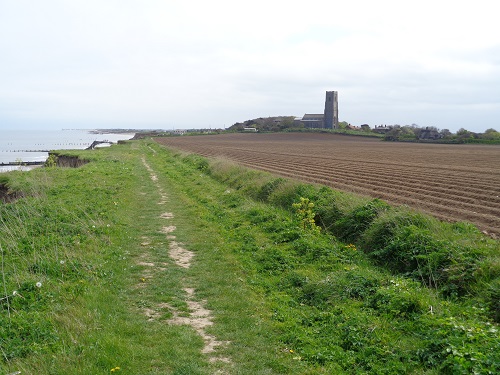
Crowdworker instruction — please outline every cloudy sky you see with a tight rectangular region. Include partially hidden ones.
[1,0,499,132]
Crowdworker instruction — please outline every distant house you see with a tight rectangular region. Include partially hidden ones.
[418,127,442,140]
[373,125,392,134]
[243,127,258,132]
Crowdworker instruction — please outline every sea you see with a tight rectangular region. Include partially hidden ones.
[0,129,135,173]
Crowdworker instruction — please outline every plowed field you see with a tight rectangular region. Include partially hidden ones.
[155,133,500,237]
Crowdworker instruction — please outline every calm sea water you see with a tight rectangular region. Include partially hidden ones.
[0,129,134,172]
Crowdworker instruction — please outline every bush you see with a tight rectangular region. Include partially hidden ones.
[182,154,209,171]
[483,278,500,322]
[333,199,390,242]
[418,314,500,374]
[360,208,432,252]
[292,197,320,233]
[291,233,336,259]
[295,269,382,307]
[44,154,58,167]
[368,224,483,295]
[341,270,381,300]
[368,278,424,317]
[313,187,357,231]
[267,181,317,209]
[257,177,286,201]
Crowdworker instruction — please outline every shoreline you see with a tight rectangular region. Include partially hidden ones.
[0,164,43,173]
[0,130,136,167]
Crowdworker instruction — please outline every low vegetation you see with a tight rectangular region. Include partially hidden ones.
[382,125,500,144]
[0,140,498,374]
[229,115,500,144]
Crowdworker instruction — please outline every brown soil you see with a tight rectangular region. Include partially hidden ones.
[155,133,500,237]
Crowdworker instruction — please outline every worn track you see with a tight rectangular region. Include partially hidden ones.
[155,133,500,236]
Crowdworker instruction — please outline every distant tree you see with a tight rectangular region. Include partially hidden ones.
[278,116,299,130]
[413,127,424,139]
[440,129,453,138]
[480,128,500,140]
[338,121,349,129]
[384,126,402,141]
[400,125,417,140]
[456,128,476,142]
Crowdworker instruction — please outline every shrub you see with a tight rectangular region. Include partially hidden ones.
[483,278,500,322]
[257,177,286,201]
[341,270,381,300]
[417,314,500,374]
[291,233,335,259]
[292,197,320,233]
[368,278,424,317]
[296,269,382,307]
[182,154,209,171]
[267,181,316,209]
[333,199,390,242]
[360,208,432,252]
[44,154,58,167]
[313,187,358,230]
[367,224,484,295]
[255,246,295,274]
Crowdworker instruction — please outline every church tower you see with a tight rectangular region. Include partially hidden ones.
[323,91,338,129]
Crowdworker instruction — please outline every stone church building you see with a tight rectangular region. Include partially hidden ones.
[295,91,339,129]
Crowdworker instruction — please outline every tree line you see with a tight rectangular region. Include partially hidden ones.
[380,124,500,143]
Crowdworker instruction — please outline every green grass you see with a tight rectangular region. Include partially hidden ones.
[0,140,498,374]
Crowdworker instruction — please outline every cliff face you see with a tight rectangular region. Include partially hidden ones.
[51,153,89,168]
[0,182,23,203]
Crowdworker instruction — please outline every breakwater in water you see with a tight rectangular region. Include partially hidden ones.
[0,160,45,166]
[0,129,134,172]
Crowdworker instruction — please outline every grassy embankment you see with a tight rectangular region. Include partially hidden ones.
[0,139,498,374]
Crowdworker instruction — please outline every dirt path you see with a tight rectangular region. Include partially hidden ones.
[140,156,230,367]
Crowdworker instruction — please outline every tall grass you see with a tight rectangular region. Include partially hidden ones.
[0,170,111,364]
[202,155,500,320]
[176,151,499,373]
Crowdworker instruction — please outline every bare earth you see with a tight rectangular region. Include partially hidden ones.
[141,157,230,365]
[155,133,500,237]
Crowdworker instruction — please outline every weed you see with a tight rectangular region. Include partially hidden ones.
[44,154,58,167]
[292,197,320,233]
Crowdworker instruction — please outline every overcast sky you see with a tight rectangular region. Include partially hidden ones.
[1,0,499,132]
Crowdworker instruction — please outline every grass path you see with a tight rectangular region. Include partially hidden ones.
[140,155,231,366]
[136,145,302,374]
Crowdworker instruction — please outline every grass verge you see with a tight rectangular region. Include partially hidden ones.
[0,140,498,374]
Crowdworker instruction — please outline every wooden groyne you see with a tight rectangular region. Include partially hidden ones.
[1,140,112,167]
[85,140,113,150]
[3,150,50,153]
[0,161,45,166]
